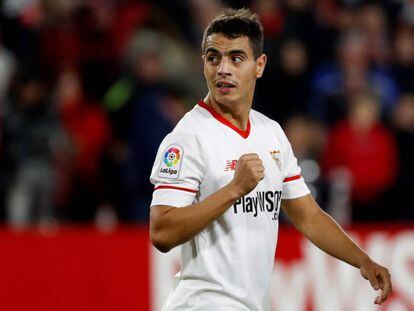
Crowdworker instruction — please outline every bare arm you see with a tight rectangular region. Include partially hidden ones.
[150,154,264,253]
[282,194,392,305]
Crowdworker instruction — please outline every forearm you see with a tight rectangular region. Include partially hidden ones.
[151,153,264,252]
[150,182,242,252]
[283,195,392,304]
[301,209,370,268]
[283,195,371,268]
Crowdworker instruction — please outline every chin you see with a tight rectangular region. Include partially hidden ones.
[214,93,237,105]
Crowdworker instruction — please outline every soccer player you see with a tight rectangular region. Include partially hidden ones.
[149,8,392,310]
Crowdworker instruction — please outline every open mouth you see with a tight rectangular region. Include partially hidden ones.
[216,81,236,93]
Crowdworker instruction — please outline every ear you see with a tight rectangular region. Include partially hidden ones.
[255,54,267,78]
[202,54,206,75]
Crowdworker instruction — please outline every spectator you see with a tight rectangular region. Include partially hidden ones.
[55,69,111,221]
[253,0,284,39]
[104,30,187,221]
[284,114,327,205]
[399,0,414,27]
[2,72,63,228]
[41,4,116,97]
[281,0,337,65]
[357,4,390,67]
[255,38,310,123]
[392,26,414,93]
[309,31,399,124]
[322,91,398,221]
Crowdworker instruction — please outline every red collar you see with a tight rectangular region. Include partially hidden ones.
[198,100,251,139]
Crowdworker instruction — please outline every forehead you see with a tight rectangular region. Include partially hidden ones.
[204,33,253,55]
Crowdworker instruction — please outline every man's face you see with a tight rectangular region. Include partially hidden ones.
[203,33,266,106]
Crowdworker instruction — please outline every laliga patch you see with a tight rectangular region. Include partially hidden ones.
[159,144,183,179]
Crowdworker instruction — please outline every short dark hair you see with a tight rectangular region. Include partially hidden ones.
[202,8,264,59]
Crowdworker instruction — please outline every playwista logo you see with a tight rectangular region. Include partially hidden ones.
[270,150,281,170]
[159,144,183,179]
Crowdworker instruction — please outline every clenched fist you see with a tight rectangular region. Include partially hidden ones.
[230,153,265,196]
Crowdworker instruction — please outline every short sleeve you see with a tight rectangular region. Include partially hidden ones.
[276,124,310,200]
[149,131,204,208]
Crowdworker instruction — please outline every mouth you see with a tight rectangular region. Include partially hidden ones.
[216,81,236,94]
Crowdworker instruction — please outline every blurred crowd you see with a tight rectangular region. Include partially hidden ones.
[0,0,413,227]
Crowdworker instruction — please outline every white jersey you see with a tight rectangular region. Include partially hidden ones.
[150,101,310,311]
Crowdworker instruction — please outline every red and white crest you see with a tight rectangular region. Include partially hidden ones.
[270,150,281,170]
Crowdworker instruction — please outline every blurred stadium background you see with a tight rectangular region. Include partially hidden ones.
[0,0,413,310]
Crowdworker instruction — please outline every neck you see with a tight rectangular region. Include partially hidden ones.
[203,94,251,130]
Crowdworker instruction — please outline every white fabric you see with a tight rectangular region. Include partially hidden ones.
[150,102,310,311]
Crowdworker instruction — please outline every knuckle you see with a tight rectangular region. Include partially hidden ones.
[244,153,257,159]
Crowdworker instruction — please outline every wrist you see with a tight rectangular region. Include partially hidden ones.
[357,253,372,269]
[224,181,244,201]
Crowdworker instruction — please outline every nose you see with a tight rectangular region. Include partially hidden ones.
[217,58,231,76]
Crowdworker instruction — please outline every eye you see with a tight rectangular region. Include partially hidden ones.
[232,56,243,63]
[207,55,220,63]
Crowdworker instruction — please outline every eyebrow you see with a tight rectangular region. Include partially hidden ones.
[205,48,248,57]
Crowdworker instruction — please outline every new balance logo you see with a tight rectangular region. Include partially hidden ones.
[225,160,238,171]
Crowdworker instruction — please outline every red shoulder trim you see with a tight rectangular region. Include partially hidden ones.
[154,185,197,193]
[283,175,301,183]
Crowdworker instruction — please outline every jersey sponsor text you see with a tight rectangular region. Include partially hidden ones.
[233,190,282,219]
